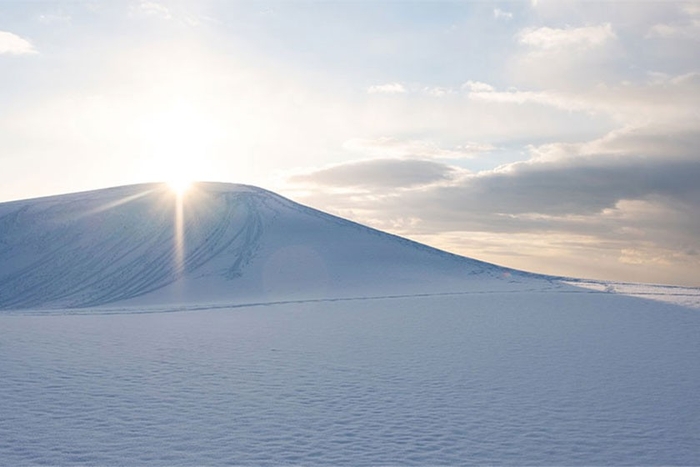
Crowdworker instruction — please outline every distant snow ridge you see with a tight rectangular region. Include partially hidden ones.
[0,182,546,311]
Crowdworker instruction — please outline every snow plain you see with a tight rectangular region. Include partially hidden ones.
[1,183,699,465]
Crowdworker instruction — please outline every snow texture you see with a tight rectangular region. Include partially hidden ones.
[1,183,699,465]
[1,294,699,466]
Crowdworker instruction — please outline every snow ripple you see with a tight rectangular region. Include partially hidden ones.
[1,293,699,465]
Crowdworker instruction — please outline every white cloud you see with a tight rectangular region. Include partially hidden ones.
[461,81,495,93]
[467,88,594,113]
[423,86,451,97]
[367,83,407,94]
[519,23,616,50]
[511,18,624,90]
[494,8,513,20]
[0,31,36,55]
[128,1,204,26]
[130,1,172,20]
[462,80,597,113]
[371,73,698,128]
[461,71,700,128]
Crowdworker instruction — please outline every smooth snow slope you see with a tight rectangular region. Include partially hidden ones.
[0,182,554,311]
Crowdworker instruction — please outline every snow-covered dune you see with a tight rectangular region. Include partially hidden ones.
[0,182,553,311]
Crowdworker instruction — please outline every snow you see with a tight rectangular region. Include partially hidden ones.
[1,294,699,465]
[0,182,558,311]
[563,279,700,310]
[1,182,699,465]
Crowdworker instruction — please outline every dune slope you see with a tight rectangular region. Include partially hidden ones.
[0,182,550,310]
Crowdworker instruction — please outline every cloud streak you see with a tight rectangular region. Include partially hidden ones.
[343,137,494,160]
[290,158,458,190]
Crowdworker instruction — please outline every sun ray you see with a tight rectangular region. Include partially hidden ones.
[75,188,156,220]
[173,188,186,278]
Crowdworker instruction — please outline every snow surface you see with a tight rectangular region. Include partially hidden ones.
[1,294,699,465]
[1,182,699,465]
[563,279,700,310]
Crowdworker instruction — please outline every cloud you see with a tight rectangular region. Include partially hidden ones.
[343,137,494,160]
[130,1,172,20]
[364,73,699,130]
[512,22,622,89]
[287,124,700,286]
[462,71,700,126]
[648,20,700,40]
[0,31,36,55]
[38,13,72,25]
[647,1,700,40]
[466,86,593,113]
[289,158,458,190]
[367,83,407,94]
[444,125,700,217]
[461,80,495,93]
[447,155,700,217]
[423,86,451,97]
[519,23,616,50]
[494,8,513,20]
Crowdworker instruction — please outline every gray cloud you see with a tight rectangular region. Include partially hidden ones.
[295,131,700,219]
[430,156,700,217]
[287,125,700,285]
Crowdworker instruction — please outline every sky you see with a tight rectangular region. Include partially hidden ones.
[1,0,699,286]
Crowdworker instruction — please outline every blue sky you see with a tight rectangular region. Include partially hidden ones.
[1,0,699,285]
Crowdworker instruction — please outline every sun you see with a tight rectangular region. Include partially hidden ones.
[168,178,192,196]
[138,100,220,195]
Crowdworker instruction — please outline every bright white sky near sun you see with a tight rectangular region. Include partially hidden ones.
[1,0,699,286]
